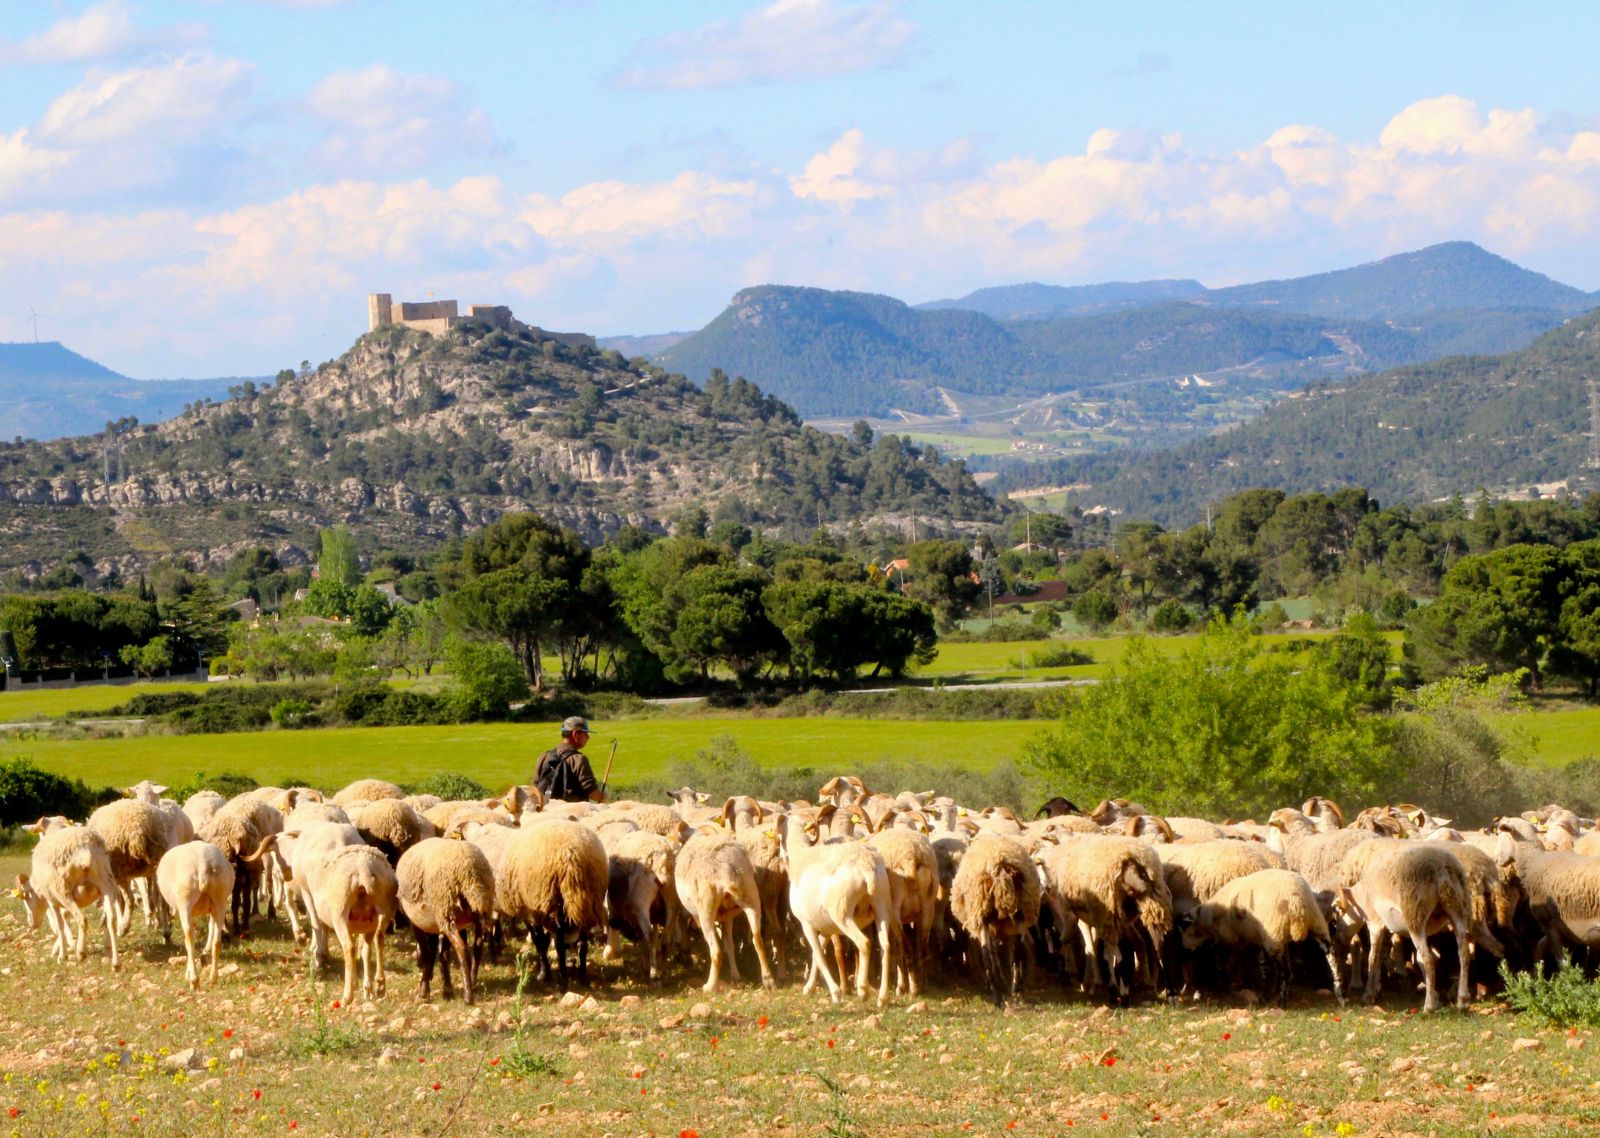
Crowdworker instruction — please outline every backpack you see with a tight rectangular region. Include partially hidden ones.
[536,747,578,802]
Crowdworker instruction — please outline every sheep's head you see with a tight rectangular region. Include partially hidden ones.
[12,874,44,930]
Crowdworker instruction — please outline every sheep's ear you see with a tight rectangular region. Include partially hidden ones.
[753,801,766,824]
[151,783,168,796]
[818,777,841,800]
[1121,815,1139,836]
[24,818,44,834]
[720,799,738,828]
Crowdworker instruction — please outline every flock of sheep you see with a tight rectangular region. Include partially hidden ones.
[12,776,1600,1014]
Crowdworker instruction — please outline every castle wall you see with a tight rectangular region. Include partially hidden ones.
[395,299,458,322]
[368,293,393,332]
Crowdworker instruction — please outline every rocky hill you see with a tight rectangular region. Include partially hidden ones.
[998,309,1600,524]
[0,342,242,441]
[0,320,999,579]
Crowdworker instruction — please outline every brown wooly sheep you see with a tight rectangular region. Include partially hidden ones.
[350,799,436,865]
[1035,835,1171,998]
[1159,839,1286,916]
[866,822,939,997]
[498,819,608,989]
[198,800,271,934]
[1266,812,1375,892]
[331,779,406,808]
[1184,868,1343,1006]
[950,832,1039,1006]
[87,799,173,938]
[396,837,496,1004]
[675,826,775,993]
[605,829,679,982]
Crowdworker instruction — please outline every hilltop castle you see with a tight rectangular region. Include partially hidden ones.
[367,293,596,349]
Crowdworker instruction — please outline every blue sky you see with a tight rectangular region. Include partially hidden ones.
[2,0,1599,377]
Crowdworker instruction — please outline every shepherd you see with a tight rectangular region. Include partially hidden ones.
[535,716,609,803]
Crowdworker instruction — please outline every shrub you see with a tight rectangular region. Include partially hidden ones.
[444,637,528,720]
[167,770,260,803]
[1073,589,1119,633]
[941,620,1050,643]
[1500,955,1600,1027]
[270,698,317,728]
[1027,644,1095,668]
[0,757,114,825]
[1149,599,1193,633]
[101,691,203,717]
[408,772,493,800]
[168,700,272,734]
[1256,602,1289,631]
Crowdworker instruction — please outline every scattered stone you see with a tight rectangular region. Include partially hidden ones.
[1511,1038,1543,1052]
[1566,1036,1586,1050]
[558,992,584,1009]
[1389,1057,1417,1073]
[658,1013,685,1029]
[387,1015,410,1033]
[938,1052,955,1065]
[194,1078,221,1093]
[579,995,601,1013]
[619,994,642,1008]
[906,1001,927,1014]
[162,1048,201,1071]
[689,1002,713,1020]
[850,1074,872,1090]
[378,1047,402,1067]
[862,1014,883,1031]
[227,1047,244,1062]
[494,1011,515,1033]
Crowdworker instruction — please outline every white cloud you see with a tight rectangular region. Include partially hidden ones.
[0,2,205,66]
[305,64,500,176]
[611,0,916,90]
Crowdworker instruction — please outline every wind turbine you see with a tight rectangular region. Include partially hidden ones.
[26,305,43,343]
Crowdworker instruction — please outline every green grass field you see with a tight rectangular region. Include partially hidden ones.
[897,430,1019,457]
[6,717,1043,794]
[0,682,213,724]
[1498,705,1600,768]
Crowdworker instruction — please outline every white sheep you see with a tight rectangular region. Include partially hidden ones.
[1342,842,1478,1011]
[13,821,120,968]
[87,798,174,938]
[156,840,235,990]
[673,826,775,993]
[1183,868,1344,1005]
[605,829,679,982]
[776,812,892,1005]
[396,837,496,1004]
[182,789,227,833]
[302,844,398,1005]
[866,823,939,997]
[1495,827,1600,966]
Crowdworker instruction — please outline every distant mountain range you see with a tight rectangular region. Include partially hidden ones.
[0,319,997,578]
[0,342,248,441]
[997,307,1600,524]
[630,242,1596,419]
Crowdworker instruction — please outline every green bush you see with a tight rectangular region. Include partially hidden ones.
[941,620,1050,643]
[444,637,528,720]
[1027,644,1095,668]
[1149,599,1193,633]
[407,772,494,800]
[0,757,114,825]
[1500,955,1600,1027]
[168,700,272,734]
[98,690,203,717]
[1256,602,1289,631]
[270,698,317,728]
[166,770,260,803]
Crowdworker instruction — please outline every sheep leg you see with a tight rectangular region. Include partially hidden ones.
[530,928,553,983]
[373,920,388,997]
[1452,919,1472,1010]
[333,922,357,1006]
[181,909,200,991]
[1362,924,1387,1005]
[416,931,438,1000]
[840,923,873,1001]
[205,913,221,987]
[739,902,775,990]
[1319,936,1345,1005]
[799,921,842,1002]
[831,935,849,995]
[554,923,570,991]
[1078,922,1102,994]
[695,910,725,993]
[1408,926,1442,1012]
[444,923,471,1004]
[722,919,743,983]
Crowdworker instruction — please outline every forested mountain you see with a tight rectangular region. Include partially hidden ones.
[918,279,1206,320]
[998,310,1600,525]
[1206,241,1595,320]
[0,342,240,441]
[0,320,999,579]
[655,282,1577,418]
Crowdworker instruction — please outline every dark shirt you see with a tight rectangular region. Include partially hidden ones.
[537,741,598,801]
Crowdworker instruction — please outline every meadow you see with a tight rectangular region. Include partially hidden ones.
[0,878,1593,1138]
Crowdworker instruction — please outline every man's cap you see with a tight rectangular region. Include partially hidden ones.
[561,715,589,735]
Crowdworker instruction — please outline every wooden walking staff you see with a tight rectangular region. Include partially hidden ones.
[599,739,618,798]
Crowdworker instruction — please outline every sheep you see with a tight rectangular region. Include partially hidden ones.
[949,833,1040,1005]
[155,840,235,990]
[87,798,174,939]
[776,812,892,1006]
[331,778,406,806]
[302,844,398,1004]
[724,802,789,981]
[124,781,196,847]
[251,822,367,963]
[1495,828,1600,966]
[1183,868,1343,1005]
[674,827,775,993]
[13,822,120,968]
[1266,813,1375,892]
[1342,843,1480,1011]
[199,799,272,934]
[1034,796,1084,819]
[1159,840,1286,917]
[1301,796,1346,832]
[349,799,435,865]
[1035,836,1171,999]
[866,823,939,996]
[182,790,227,833]
[1575,830,1600,858]
[395,837,496,1004]
[497,819,609,989]
[605,830,679,981]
